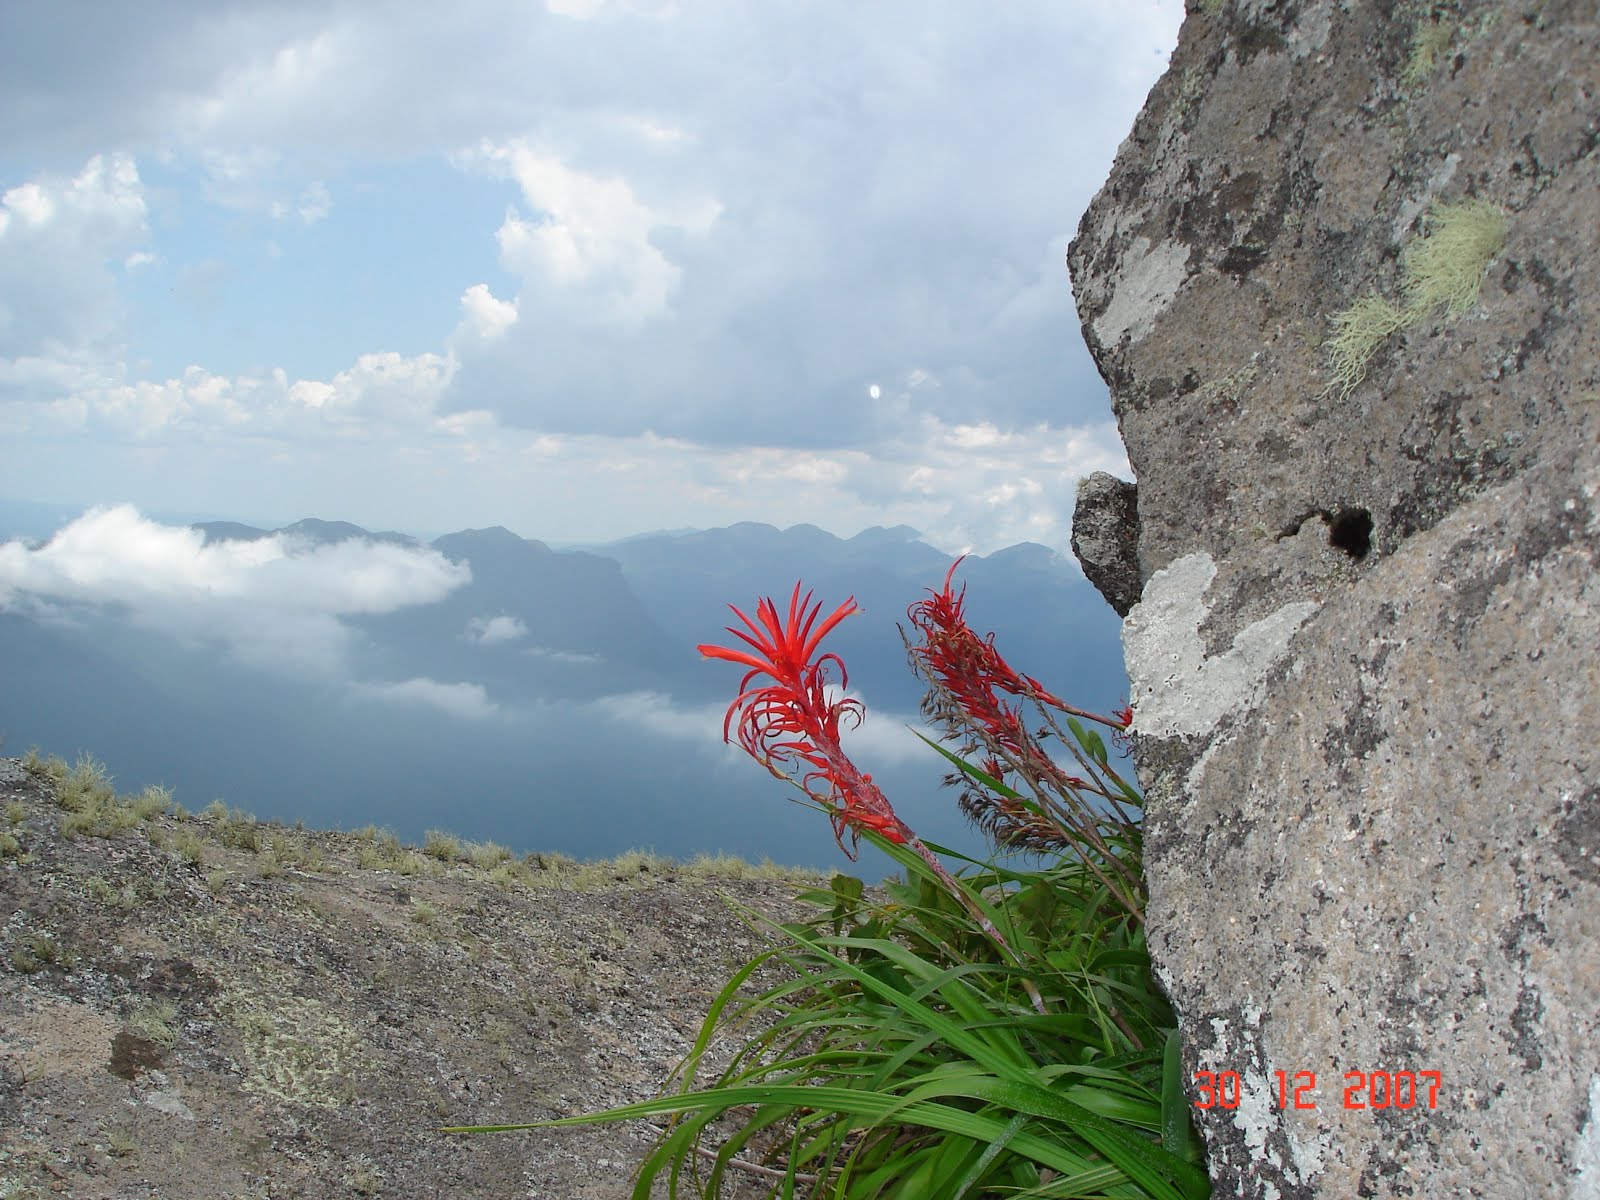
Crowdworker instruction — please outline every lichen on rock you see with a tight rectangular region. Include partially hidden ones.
[1068,1,1600,1195]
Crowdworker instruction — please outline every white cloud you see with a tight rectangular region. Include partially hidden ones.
[465,613,527,644]
[544,0,678,21]
[525,645,601,664]
[309,351,458,429]
[349,677,498,720]
[1,183,54,227]
[0,155,148,357]
[294,180,331,224]
[820,684,938,768]
[589,690,728,745]
[179,29,349,159]
[458,283,518,340]
[0,3,1183,549]
[586,687,936,773]
[475,138,719,324]
[0,505,470,673]
[7,350,459,440]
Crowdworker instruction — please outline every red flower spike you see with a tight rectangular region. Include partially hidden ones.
[909,559,1130,740]
[699,584,909,855]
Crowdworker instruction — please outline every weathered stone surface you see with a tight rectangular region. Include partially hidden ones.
[1068,1,1599,1195]
[1071,472,1142,616]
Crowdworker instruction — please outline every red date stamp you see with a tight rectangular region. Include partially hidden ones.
[1192,1070,1443,1111]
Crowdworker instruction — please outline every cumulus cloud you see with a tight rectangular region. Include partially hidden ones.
[0,505,470,672]
[457,284,517,341]
[589,690,730,746]
[474,138,719,324]
[525,645,602,664]
[8,349,458,440]
[349,677,498,720]
[0,155,147,358]
[587,686,933,768]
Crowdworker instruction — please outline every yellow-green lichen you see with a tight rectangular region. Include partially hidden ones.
[344,1154,384,1195]
[1402,198,1508,317]
[1194,358,1261,408]
[1324,295,1410,398]
[222,990,363,1108]
[1401,17,1455,87]
[1323,198,1507,397]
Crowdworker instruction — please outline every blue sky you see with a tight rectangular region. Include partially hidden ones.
[0,1,1182,554]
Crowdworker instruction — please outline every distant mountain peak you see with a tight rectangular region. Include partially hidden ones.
[974,542,1071,570]
[281,518,373,543]
[432,526,550,555]
[848,524,922,544]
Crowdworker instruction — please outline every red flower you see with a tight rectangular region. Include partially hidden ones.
[909,559,1132,737]
[908,559,1069,725]
[907,559,1062,764]
[698,584,908,855]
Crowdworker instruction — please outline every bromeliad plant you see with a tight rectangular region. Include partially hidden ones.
[447,563,1207,1200]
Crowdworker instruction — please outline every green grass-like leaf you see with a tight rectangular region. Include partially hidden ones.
[447,829,1205,1198]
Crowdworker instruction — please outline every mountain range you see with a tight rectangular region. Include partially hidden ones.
[0,509,1128,867]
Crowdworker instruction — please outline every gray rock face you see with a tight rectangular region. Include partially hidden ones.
[1068,2,1600,1196]
[1071,472,1142,616]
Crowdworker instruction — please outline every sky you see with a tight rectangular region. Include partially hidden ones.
[0,1,1183,556]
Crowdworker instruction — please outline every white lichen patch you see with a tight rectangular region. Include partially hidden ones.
[1205,1000,1311,1191]
[1286,5,1332,58]
[1123,553,1319,739]
[144,1087,196,1121]
[221,990,363,1108]
[1574,1074,1600,1200]
[1092,237,1192,347]
[1285,1114,1332,1182]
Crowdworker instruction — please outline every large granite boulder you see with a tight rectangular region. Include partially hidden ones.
[1068,2,1599,1196]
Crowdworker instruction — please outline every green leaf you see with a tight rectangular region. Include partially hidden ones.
[1068,717,1110,767]
[1162,1028,1202,1163]
[832,873,865,903]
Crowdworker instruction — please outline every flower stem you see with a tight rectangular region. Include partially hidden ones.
[900,829,1049,1016]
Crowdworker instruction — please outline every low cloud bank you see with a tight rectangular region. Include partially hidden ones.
[0,504,469,672]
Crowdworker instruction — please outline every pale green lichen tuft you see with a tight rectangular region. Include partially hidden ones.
[1402,17,1455,87]
[1195,358,1260,408]
[1323,199,1507,397]
[1402,198,1508,318]
[1324,295,1409,399]
[223,991,362,1108]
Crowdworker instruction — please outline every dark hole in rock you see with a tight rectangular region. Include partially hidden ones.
[1328,508,1373,559]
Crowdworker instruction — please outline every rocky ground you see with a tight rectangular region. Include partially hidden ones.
[0,754,827,1199]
